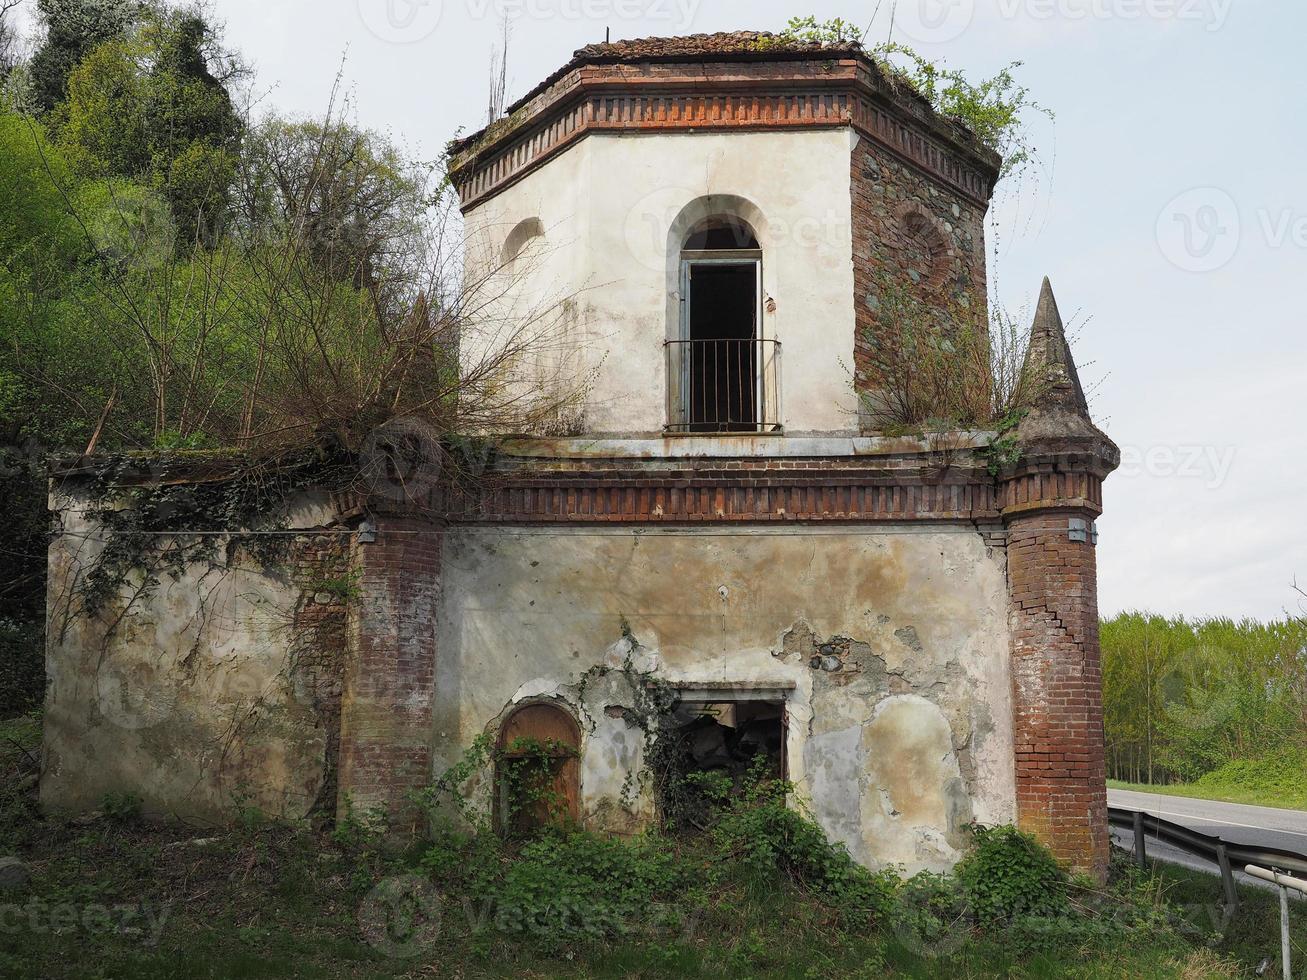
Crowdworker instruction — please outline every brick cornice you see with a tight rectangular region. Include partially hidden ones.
[449,60,1000,211]
[1000,469,1105,520]
[444,459,1002,525]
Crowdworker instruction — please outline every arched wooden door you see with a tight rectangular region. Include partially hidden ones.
[495,703,581,834]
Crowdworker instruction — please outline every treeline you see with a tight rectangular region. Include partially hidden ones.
[0,0,575,718]
[1102,612,1307,785]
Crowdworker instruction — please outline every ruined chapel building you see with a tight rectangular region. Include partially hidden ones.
[41,34,1120,877]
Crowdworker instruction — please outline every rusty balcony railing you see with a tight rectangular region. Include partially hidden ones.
[665,337,782,434]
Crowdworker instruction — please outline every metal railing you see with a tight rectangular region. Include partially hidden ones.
[1108,805,1307,910]
[664,338,782,434]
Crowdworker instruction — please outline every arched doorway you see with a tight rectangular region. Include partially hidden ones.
[678,214,764,433]
[495,702,581,835]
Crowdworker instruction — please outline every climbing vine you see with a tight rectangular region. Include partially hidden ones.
[72,449,354,618]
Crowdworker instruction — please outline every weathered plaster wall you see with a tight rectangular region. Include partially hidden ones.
[435,525,1015,874]
[41,489,349,824]
[462,128,860,437]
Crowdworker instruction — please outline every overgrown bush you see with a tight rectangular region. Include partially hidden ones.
[493,831,697,949]
[705,759,897,923]
[860,274,1040,434]
[954,824,1069,923]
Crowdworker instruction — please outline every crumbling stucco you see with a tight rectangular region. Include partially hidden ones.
[41,489,349,824]
[435,525,1015,874]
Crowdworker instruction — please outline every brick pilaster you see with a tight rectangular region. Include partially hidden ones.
[1004,500,1109,879]
[338,516,440,831]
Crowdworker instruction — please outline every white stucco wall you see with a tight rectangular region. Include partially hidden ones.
[462,129,859,437]
[434,524,1016,874]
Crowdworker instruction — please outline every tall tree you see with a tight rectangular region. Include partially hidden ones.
[26,0,139,113]
[56,3,243,246]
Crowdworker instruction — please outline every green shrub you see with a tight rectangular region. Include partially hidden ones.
[490,831,697,949]
[1194,747,1307,809]
[101,790,142,823]
[954,824,1069,923]
[707,759,897,923]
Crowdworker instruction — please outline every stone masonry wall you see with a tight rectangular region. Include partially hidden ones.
[851,136,989,423]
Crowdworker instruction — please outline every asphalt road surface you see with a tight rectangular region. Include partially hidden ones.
[1108,788,1307,892]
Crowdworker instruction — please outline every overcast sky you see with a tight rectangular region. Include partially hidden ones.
[20,0,1305,621]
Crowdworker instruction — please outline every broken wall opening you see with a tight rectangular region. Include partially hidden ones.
[652,686,790,833]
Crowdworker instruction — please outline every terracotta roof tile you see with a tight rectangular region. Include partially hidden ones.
[571,31,862,61]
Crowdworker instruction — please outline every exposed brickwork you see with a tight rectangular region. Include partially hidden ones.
[851,137,988,417]
[288,533,352,819]
[338,517,441,831]
[450,54,999,210]
[1005,507,1109,879]
[443,453,1001,524]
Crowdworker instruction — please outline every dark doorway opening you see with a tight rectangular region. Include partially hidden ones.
[655,699,786,832]
[686,263,759,432]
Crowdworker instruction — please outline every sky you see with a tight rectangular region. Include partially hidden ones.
[18,0,1306,621]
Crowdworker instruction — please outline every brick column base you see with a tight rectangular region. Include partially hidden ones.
[338,516,440,833]
[1006,509,1109,880]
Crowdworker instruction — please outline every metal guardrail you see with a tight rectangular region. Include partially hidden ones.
[1245,864,1307,979]
[1108,805,1307,910]
[1110,805,1306,975]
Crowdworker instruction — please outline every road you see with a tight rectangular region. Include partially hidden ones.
[1109,788,1307,891]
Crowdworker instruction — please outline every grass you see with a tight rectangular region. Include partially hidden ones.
[0,713,1296,979]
